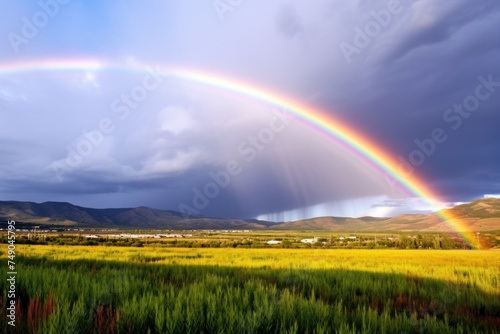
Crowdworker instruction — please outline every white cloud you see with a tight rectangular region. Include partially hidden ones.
[366,197,454,217]
[158,106,196,134]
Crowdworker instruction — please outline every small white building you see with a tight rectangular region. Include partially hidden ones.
[266,240,282,245]
[301,237,318,244]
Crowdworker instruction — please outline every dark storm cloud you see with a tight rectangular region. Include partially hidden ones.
[386,0,500,62]
[313,0,500,203]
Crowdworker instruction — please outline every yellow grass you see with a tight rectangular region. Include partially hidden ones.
[16,245,500,295]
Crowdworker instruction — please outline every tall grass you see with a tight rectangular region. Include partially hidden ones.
[1,246,499,333]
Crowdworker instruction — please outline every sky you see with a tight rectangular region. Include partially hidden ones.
[0,0,499,220]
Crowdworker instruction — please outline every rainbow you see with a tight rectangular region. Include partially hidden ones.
[0,58,481,248]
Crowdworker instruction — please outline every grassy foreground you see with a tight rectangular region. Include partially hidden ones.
[1,245,499,333]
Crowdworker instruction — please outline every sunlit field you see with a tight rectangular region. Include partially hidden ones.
[1,244,499,333]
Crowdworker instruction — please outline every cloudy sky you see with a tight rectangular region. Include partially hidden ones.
[0,0,499,220]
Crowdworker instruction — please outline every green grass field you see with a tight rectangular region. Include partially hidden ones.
[2,244,499,333]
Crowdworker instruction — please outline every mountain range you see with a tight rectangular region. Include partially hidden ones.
[1,198,499,231]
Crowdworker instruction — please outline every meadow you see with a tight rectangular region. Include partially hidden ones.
[1,244,499,333]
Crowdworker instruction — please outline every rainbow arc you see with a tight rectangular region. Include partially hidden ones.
[0,58,481,248]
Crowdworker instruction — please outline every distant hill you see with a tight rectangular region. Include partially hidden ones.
[271,216,387,231]
[1,198,499,231]
[446,198,500,218]
[0,201,276,229]
[272,198,500,232]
